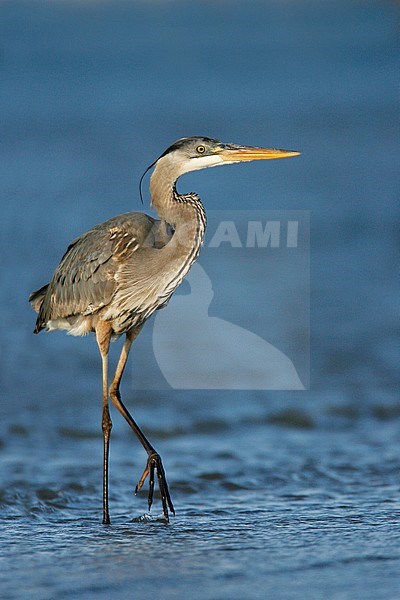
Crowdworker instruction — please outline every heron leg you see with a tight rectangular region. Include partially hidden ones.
[96,322,112,525]
[109,326,175,521]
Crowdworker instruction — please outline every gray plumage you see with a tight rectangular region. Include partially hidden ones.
[29,136,300,524]
[30,212,174,336]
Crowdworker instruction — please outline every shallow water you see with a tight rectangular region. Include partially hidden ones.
[2,395,400,599]
[1,1,399,599]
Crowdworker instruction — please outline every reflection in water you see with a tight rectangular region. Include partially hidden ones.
[153,264,305,389]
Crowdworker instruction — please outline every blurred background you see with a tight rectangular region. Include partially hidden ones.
[0,1,398,599]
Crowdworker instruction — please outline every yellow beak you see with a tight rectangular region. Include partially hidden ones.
[218,145,300,162]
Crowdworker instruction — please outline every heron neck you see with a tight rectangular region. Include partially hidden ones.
[150,162,205,231]
[149,162,206,271]
[149,160,207,299]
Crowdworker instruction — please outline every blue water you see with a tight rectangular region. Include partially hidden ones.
[0,1,399,599]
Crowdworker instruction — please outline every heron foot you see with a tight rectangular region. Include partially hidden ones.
[135,452,175,522]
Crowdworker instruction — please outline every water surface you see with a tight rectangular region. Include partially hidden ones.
[0,1,398,598]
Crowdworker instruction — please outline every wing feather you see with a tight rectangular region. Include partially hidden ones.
[32,212,169,332]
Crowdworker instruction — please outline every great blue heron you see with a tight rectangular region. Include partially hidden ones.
[29,136,300,524]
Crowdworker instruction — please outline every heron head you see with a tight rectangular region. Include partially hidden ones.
[143,136,300,203]
[156,136,300,177]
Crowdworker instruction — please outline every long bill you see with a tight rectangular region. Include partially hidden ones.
[218,145,300,163]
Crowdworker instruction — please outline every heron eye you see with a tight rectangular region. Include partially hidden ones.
[196,145,206,154]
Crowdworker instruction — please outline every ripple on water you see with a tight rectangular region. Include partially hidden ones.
[265,408,315,429]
